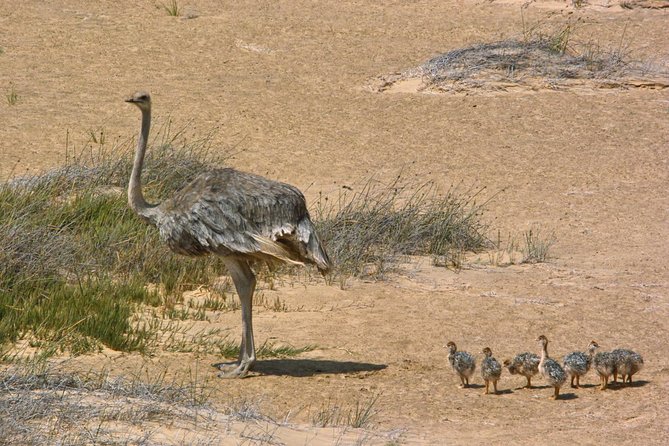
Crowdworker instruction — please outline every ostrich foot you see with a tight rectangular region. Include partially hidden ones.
[214,360,254,378]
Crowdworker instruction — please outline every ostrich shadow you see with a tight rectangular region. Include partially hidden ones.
[246,359,387,377]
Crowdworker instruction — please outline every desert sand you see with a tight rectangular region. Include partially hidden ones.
[1,0,668,444]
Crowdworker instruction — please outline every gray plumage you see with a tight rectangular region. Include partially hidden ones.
[152,168,330,269]
[537,335,567,399]
[563,340,598,388]
[125,92,332,378]
[481,347,502,395]
[446,342,476,388]
[593,349,616,390]
[504,352,540,388]
[611,348,644,385]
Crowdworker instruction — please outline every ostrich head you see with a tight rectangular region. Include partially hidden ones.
[125,91,151,111]
[536,335,548,346]
[446,341,457,354]
[588,340,599,353]
[482,347,493,357]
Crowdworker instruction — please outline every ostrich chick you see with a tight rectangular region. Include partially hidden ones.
[611,349,644,385]
[481,347,502,395]
[537,335,567,400]
[593,347,616,390]
[504,352,540,389]
[563,340,598,388]
[446,342,476,388]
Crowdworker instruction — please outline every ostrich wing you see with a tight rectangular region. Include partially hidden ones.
[155,168,331,270]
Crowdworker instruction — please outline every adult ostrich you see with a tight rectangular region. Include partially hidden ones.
[125,91,332,378]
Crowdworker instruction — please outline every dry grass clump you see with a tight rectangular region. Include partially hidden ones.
[313,177,491,283]
[311,392,382,429]
[376,19,668,92]
[0,362,211,445]
[420,38,633,89]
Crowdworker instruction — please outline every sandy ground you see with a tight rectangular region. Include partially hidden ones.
[1,0,668,444]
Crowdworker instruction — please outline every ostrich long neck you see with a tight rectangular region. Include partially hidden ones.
[128,107,155,220]
[540,340,548,364]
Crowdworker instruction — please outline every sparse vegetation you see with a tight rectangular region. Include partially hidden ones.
[6,83,17,105]
[0,128,492,357]
[0,127,228,357]
[0,361,211,445]
[378,16,667,93]
[162,0,181,17]
[487,229,555,266]
[313,177,491,283]
[311,392,381,428]
[520,228,556,264]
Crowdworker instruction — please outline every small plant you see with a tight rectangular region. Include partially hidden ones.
[162,0,180,16]
[521,229,555,264]
[311,392,381,428]
[87,128,106,146]
[6,84,18,105]
[254,291,290,312]
[548,21,576,55]
[0,122,490,359]
[348,392,381,428]
[225,397,265,421]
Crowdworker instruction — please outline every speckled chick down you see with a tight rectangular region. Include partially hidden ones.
[593,347,616,390]
[563,340,598,388]
[504,352,540,388]
[611,348,644,384]
[481,347,502,394]
[447,342,476,388]
[537,335,567,399]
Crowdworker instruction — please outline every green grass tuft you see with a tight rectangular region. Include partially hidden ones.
[162,0,180,16]
[6,84,18,105]
[0,129,228,356]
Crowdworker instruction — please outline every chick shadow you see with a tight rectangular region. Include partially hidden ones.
[605,380,650,391]
[248,359,387,377]
[492,388,514,395]
[527,385,578,400]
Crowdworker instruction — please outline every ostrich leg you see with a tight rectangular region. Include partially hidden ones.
[217,257,257,378]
